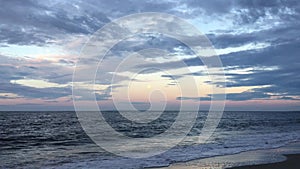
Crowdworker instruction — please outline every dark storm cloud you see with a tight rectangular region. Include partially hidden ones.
[0,0,194,46]
[0,27,53,46]
[200,0,300,49]
[208,33,257,49]
[220,39,300,70]
[208,20,300,48]
[141,34,300,100]
[1,0,299,46]
[91,0,300,101]
[107,33,195,59]
[161,74,183,80]
[175,0,234,16]
[75,85,123,101]
[95,92,112,101]
[234,0,300,24]
[0,55,73,99]
[79,0,175,18]
[178,91,300,102]
[96,85,123,101]
[183,72,205,76]
[0,0,110,45]
[1,0,299,103]
[0,55,73,85]
[0,57,37,83]
[199,38,300,99]
[0,82,71,99]
[177,91,270,101]
[178,0,300,21]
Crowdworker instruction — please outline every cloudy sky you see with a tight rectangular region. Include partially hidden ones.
[0,0,299,111]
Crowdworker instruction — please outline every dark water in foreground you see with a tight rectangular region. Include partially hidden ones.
[0,111,299,168]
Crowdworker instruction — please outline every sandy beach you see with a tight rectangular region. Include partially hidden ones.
[231,154,300,169]
[153,142,300,169]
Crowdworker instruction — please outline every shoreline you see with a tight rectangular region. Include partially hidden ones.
[230,154,300,169]
[152,141,300,169]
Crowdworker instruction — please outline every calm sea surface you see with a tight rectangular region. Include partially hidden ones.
[0,111,299,168]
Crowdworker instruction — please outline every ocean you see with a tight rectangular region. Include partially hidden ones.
[0,111,299,168]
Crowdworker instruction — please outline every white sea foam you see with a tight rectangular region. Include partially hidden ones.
[51,131,300,169]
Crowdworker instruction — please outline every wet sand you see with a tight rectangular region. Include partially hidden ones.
[152,142,300,169]
[231,154,300,169]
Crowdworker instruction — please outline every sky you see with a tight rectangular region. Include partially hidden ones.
[0,0,300,111]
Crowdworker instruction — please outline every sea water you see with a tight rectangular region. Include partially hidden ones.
[0,111,299,168]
